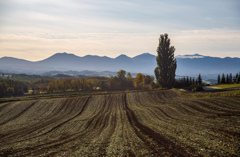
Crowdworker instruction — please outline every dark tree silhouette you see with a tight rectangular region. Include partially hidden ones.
[229,73,232,84]
[221,73,226,84]
[226,74,229,84]
[155,33,177,89]
[217,74,221,84]
[198,74,202,85]
[236,73,239,83]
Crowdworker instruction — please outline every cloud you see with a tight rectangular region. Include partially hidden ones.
[172,29,240,57]
[0,0,239,60]
[0,33,158,61]
[1,28,239,61]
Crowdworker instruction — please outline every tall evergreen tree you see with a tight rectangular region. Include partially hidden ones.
[189,77,192,85]
[235,73,239,83]
[198,74,202,85]
[221,73,226,84]
[229,73,232,84]
[217,74,221,84]
[155,33,177,89]
[226,74,229,84]
[238,72,240,83]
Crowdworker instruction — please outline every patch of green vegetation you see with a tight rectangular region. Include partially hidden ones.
[211,84,240,89]
[174,88,240,98]
[10,77,39,82]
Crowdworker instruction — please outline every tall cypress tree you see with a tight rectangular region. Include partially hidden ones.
[155,33,177,89]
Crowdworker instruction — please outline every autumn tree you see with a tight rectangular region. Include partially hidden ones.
[133,73,145,88]
[126,72,133,88]
[144,75,154,85]
[117,70,126,88]
[108,77,121,89]
[117,70,126,80]
[155,33,177,89]
[149,81,156,90]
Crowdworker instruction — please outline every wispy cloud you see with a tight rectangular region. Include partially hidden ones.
[0,0,239,60]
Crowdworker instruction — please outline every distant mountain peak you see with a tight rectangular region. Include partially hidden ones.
[115,54,130,59]
[53,52,76,56]
[141,52,153,55]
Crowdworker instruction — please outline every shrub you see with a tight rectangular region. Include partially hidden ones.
[189,85,203,92]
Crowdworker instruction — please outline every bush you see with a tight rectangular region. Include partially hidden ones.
[189,85,203,92]
[7,87,15,97]
[149,81,156,90]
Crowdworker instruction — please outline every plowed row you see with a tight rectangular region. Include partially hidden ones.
[0,90,240,156]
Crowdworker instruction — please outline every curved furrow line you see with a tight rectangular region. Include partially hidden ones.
[0,99,69,133]
[206,98,240,111]
[193,99,235,111]
[97,109,117,156]
[161,90,174,100]
[24,113,117,157]
[146,90,168,102]
[192,100,240,116]
[83,95,110,130]
[0,98,75,141]
[39,95,92,136]
[74,95,108,123]
[16,94,117,156]
[0,96,90,143]
[0,101,28,122]
[5,96,92,145]
[165,101,196,116]
[123,93,193,157]
[0,102,13,117]
[179,101,221,115]
[141,91,168,106]
[128,93,189,122]
[0,101,37,125]
[152,106,180,121]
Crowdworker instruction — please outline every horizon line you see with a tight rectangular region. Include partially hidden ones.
[1,52,239,62]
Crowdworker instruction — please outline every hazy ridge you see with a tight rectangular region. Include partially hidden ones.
[0,52,239,79]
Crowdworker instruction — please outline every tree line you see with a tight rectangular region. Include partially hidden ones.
[0,70,155,97]
[0,79,28,97]
[42,70,154,93]
[217,72,240,84]
[174,74,202,88]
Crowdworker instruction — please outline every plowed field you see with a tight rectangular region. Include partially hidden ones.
[0,90,240,156]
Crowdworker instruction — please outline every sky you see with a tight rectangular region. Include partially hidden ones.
[0,0,239,61]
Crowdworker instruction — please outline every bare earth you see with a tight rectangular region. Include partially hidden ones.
[0,90,240,156]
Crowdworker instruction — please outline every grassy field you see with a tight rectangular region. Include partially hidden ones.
[0,90,239,156]
[211,84,240,89]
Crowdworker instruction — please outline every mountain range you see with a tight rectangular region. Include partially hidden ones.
[0,52,239,79]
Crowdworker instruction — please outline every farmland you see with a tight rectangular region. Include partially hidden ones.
[0,90,240,156]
